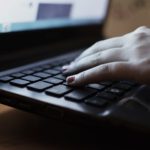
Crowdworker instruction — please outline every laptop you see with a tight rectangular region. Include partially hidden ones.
[0,0,150,133]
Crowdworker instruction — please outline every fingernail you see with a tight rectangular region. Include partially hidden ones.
[62,65,69,72]
[67,76,75,84]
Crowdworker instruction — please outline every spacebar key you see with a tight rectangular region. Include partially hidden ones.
[65,88,96,102]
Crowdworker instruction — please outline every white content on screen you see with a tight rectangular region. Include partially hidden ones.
[0,0,108,23]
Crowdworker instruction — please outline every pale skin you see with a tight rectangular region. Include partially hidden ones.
[63,26,150,86]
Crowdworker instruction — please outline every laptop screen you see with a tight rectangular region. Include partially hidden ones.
[0,0,109,33]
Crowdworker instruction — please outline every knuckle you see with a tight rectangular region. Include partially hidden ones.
[134,44,146,52]
[133,26,149,40]
[136,26,148,31]
[133,31,148,41]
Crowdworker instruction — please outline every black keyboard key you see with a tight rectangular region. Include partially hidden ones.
[87,84,105,91]
[106,88,124,96]
[22,75,41,82]
[99,81,114,86]
[120,80,137,86]
[54,66,63,71]
[32,67,43,72]
[41,64,51,69]
[49,63,58,67]
[54,74,66,80]
[11,73,23,78]
[44,77,63,85]
[44,69,60,75]
[46,85,72,97]
[65,88,96,102]
[97,92,117,101]
[11,73,25,78]
[63,82,75,88]
[112,83,131,91]
[10,79,30,87]
[85,96,108,107]
[33,72,51,79]
[63,82,69,86]
[27,81,53,92]
[22,70,35,75]
[0,76,13,82]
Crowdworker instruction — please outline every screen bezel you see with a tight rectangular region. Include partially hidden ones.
[0,20,104,51]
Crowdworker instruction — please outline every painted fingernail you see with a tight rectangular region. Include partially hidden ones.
[67,76,75,84]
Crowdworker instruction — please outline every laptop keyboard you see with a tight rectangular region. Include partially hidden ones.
[0,57,137,108]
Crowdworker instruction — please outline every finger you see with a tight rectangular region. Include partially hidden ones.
[65,47,127,75]
[74,36,124,62]
[66,62,136,86]
[134,26,150,33]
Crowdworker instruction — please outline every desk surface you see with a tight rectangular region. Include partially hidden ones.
[0,104,100,150]
[2,104,132,150]
[1,104,129,150]
[0,104,149,150]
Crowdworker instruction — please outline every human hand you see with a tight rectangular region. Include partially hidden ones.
[63,26,150,86]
